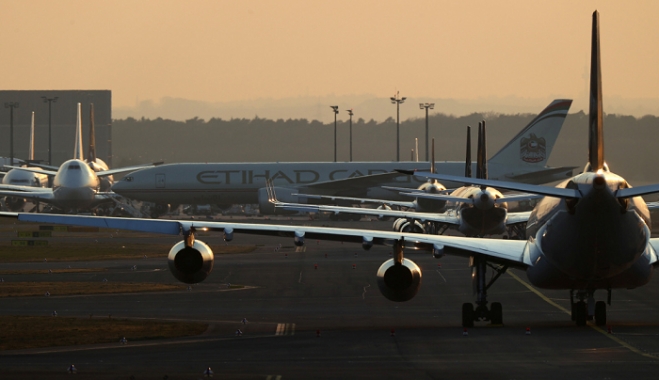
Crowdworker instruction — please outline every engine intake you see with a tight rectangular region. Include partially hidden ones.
[376,258,422,302]
[167,240,214,284]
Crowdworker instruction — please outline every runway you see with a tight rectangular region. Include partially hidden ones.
[1,218,659,379]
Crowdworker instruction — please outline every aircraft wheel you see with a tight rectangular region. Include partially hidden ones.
[490,302,503,325]
[575,301,587,327]
[595,301,606,326]
[462,303,474,328]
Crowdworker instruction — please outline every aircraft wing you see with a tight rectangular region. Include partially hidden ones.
[399,171,582,199]
[505,211,532,225]
[400,191,543,204]
[646,202,659,210]
[294,193,416,209]
[96,162,164,178]
[0,212,530,268]
[302,171,418,192]
[2,166,56,177]
[0,184,52,192]
[274,200,459,224]
[0,189,55,202]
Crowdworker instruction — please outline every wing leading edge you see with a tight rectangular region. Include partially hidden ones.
[1,212,530,269]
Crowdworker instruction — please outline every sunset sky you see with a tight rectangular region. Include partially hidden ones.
[3,0,659,114]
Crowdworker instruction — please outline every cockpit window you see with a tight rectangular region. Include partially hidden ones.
[68,164,81,170]
[125,176,133,182]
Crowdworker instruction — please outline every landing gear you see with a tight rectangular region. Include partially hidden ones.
[461,256,508,327]
[570,289,609,327]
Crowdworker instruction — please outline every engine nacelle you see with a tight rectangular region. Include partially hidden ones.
[223,227,234,242]
[376,258,422,302]
[376,204,393,221]
[3,196,26,212]
[167,240,214,284]
[432,244,445,259]
[392,218,425,234]
[257,187,302,215]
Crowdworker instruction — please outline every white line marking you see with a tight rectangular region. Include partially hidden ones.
[436,270,447,283]
[362,283,371,299]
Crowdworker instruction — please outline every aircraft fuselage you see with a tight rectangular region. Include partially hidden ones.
[525,171,654,289]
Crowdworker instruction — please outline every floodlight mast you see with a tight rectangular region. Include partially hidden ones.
[42,96,59,164]
[330,106,339,162]
[346,109,354,161]
[390,91,406,161]
[419,102,435,161]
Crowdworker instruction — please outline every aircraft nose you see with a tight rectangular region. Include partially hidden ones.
[474,190,495,210]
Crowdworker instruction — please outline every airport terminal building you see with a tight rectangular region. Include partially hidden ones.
[0,90,111,166]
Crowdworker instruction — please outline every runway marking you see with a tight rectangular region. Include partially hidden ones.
[295,246,306,252]
[435,270,447,283]
[507,270,659,360]
[275,323,295,336]
[266,376,282,380]
[362,283,371,299]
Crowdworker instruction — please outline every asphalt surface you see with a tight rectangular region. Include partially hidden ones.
[1,218,659,379]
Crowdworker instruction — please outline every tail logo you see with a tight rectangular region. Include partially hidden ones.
[520,133,546,163]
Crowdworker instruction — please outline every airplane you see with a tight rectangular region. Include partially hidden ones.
[272,124,541,238]
[3,12,649,329]
[0,104,155,212]
[109,98,575,215]
[1,112,49,211]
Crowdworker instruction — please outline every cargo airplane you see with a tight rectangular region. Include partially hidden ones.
[109,98,574,215]
[3,12,649,328]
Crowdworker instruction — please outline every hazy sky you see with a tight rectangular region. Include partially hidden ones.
[3,0,659,111]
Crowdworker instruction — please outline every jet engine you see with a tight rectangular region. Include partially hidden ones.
[392,218,425,234]
[376,258,422,302]
[167,240,214,284]
[376,204,393,221]
[3,196,26,212]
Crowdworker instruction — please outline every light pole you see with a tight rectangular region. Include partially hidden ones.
[419,102,435,161]
[390,91,406,161]
[346,109,354,161]
[42,96,58,165]
[330,106,339,162]
[4,102,19,165]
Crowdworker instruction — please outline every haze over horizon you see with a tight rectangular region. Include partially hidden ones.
[3,0,659,123]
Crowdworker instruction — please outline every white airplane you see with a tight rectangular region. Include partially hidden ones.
[109,98,574,215]
[274,124,542,237]
[0,104,153,212]
[1,112,49,211]
[3,12,651,329]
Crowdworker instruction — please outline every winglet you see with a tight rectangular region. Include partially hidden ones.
[88,103,97,162]
[73,103,84,160]
[588,10,604,172]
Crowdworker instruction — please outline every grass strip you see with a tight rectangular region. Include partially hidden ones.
[0,282,187,297]
[0,243,256,262]
[0,315,208,351]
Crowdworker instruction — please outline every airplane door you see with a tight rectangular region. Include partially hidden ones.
[156,173,166,188]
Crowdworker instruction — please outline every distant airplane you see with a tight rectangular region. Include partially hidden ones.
[7,11,659,329]
[272,123,541,237]
[0,104,155,212]
[110,99,575,215]
[1,112,48,211]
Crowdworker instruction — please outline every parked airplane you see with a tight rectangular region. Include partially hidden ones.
[1,112,48,211]
[109,98,575,215]
[273,123,541,237]
[0,104,152,212]
[4,12,642,329]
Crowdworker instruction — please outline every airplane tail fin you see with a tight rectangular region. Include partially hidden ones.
[488,99,572,168]
[478,121,488,180]
[29,112,35,161]
[88,103,97,163]
[73,103,84,161]
[465,126,472,178]
[588,10,605,172]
